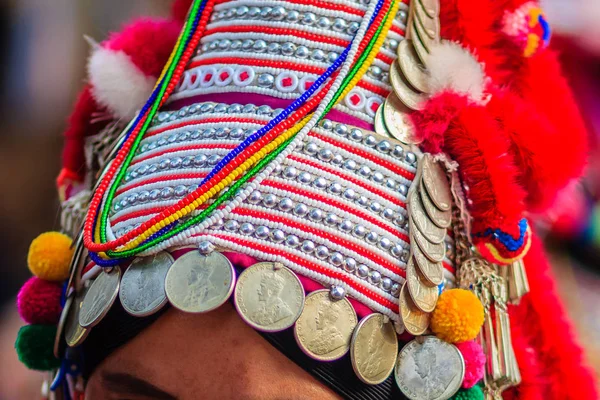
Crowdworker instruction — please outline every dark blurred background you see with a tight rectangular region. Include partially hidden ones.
[0,0,598,398]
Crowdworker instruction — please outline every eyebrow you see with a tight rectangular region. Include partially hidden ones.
[102,372,177,400]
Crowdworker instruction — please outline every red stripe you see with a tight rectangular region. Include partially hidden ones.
[146,117,264,138]
[283,0,364,16]
[287,154,404,206]
[390,25,405,37]
[262,179,409,242]
[204,25,349,47]
[111,206,165,225]
[206,233,399,311]
[309,132,415,180]
[233,206,403,275]
[132,143,237,165]
[442,261,455,275]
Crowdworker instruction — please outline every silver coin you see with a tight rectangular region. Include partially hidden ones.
[394,336,464,400]
[397,39,430,94]
[374,104,392,138]
[165,251,235,313]
[234,262,305,332]
[390,62,427,111]
[65,287,90,347]
[79,266,121,328]
[119,252,174,317]
[382,93,422,144]
[414,0,440,40]
[409,190,446,244]
[54,295,73,358]
[350,313,398,385]
[411,19,430,66]
[418,0,440,18]
[294,290,358,361]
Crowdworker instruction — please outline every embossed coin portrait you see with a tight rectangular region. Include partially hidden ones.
[412,341,455,398]
[251,271,293,326]
[309,301,345,355]
[132,262,162,310]
[362,327,386,378]
[184,264,218,306]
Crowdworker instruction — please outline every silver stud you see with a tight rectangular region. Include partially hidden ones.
[317,16,331,28]
[343,188,357,200]
[339,220,353,232]
[363,135,377,147]
[267,42,280,53]
[236,6,249,17]
[257,105,273,115]
[398,184,408,196]
[262,194,278,207]
[295,45,309,58]
[301,240,315,253]
[358,165,372,177]
[321,119,334,130]
[353,225,367,237]
[174,185,188,197]
[198,240,215,255]
[271,229,286,243]
[369,65,383,78]
[138,190,150,203]
[382,277,393,291]
[344,258,357,272]
[377,140,391,153]
[240,223,255,235]
[392,245,403,258]
[349,128,363,141]
[285,235,300,247]
[293,203,308,216]
[386,179,397,189]
[391,283,401,296]
[227,103,243,113]
[252,40,267,52]
[301,12,317,25]
[255,226,270,239]
[334,124,348,136]
[329,252,344,267]
[248,191,262,204]
[242,104,256,113]
[257,73,275,87]
[379,238,392,250]
[170,157,183,169]
[372,172,384,184]
[370,202,382,213]
[357,264,369,278]
[332,18,347,32]
[394,214,406,226]
[331,154,343,166]
[330,285,346,300]
[315,245,330,259]
[392,145,404,158]
[278,198,294,211]
[304,142,318,155]
[200,103,215,113]
[369,270,382,284]
[159,159,171,170]
[344,160,357,170]
[283,166,298,179]
[281,42,296,56]
[357,196,369,207]
[318,148,333,161]
[224,220,240,232]
[329,183,343,195]
[365,231,379,244]
[382,208,395,220]
[401,249,410,263]
[308,208,323,221]
[207,154,220,166]
[313,177,328,189]
[271,6,286,20]
[160,187,175,199]
[327,52,339,63]
[218,39,231,50]
[298,172,312,184]
[347,21,360,34]
[286,10,300,21]
[259,6,272,19]
[230,128,244,139]
[405,152,417,165]
[214,103,228,113]
[324,213,339,226]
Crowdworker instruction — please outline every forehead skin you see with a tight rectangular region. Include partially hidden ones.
[86,303,340,400]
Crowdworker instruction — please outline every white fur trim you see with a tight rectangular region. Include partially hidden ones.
[88,47,155,120]
[426,41,488,104]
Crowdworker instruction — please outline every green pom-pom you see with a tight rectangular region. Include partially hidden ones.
[15,325,60,371]
[451,385,484,400]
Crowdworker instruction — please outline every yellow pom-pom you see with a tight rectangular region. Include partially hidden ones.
[27,232,73,282]
[431,288,484,343]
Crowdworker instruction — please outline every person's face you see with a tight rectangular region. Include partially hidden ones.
[85,304,340,400]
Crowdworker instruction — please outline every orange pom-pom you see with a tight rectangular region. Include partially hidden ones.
[431,289,484,343]
[27,231,73,282]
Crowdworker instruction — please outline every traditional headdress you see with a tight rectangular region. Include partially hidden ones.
[16,0,597,399]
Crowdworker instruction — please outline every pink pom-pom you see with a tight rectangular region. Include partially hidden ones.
[456,340,486,388]
[17,277,63,324]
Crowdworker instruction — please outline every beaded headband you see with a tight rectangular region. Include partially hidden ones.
[17,0,597,399]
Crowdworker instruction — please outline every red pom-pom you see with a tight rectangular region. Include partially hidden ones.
[17,277,63,325]
[455,341,486,388]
